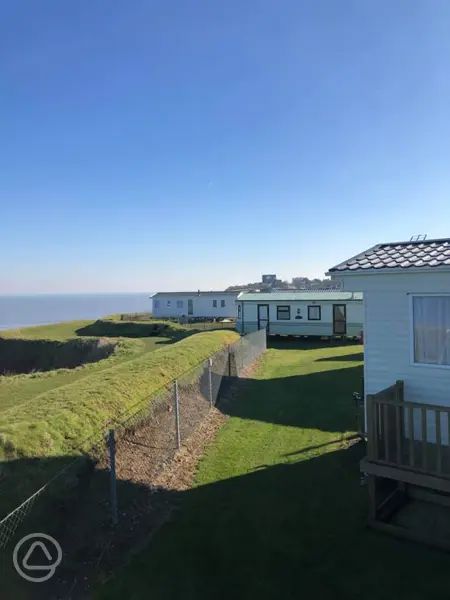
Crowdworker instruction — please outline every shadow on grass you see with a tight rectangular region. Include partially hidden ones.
[267,337,362,351]
[96,440,450,600]
[4,355,450,600]
[75,320,181,339]
[6,442,449,600]
[316,352,364,362]
[221,364,363,434]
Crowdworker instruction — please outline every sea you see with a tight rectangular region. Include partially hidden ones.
[0,293,153,331]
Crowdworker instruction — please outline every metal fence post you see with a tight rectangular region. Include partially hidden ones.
[174,380,181,449]
[108,429,118,526]
[208,358,213,407]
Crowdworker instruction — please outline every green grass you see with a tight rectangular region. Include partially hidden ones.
[0,319,189,414]
[0,320,95,340]
[0,328,238,460]
[0,338,164,413]
[98,340,450,600]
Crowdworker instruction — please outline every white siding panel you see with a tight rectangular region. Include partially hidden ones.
[364,286,450,408]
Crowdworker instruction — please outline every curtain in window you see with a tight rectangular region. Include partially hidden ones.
[413,296,450,365]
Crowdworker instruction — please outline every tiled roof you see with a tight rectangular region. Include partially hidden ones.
[328,239,450,273]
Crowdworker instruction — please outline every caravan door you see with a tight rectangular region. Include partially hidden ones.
[257,304,270,332]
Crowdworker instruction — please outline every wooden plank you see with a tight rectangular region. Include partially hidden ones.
[395,405,402,465]
[408,405,414,467]
[383,403,389,462]
[366,394,375,460]
[376,486,407,522]
[368,520,450,553]
[436,410,442,474]
[422,407,427,471]
[408,486,450,508]
[360,458,450,493]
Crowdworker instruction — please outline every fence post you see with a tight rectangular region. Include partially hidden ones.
[174,380,181,449]
[208,358,213,407]
[108,429,118,526]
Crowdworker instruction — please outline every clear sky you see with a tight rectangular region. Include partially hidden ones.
[2,1,450,293]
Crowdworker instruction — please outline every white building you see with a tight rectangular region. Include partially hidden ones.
[236,291,363,337]
[328,238,450,410]
[151,291,239,320]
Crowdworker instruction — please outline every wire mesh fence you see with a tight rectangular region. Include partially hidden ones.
[0,329,266,595]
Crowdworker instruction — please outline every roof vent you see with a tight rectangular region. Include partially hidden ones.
[410,234,428,242]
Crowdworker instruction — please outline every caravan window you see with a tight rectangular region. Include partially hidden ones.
[213,300,217,307]
[176,300,183,308]
[277,305,290,320]
[221,300,226,307]
[308,305,321,320]
[413,296,450,366]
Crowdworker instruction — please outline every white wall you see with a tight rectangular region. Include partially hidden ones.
[337,270,450,407]
[237,300,363,336]
[153,293,238,319]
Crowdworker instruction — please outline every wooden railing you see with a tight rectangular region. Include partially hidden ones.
[367,381,450,479]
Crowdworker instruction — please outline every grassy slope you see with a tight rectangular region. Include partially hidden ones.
[0,329,239,459]
[0,337,170,413]
[0,319,184,413]
[99,341,450,600]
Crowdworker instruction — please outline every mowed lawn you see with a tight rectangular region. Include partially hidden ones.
[99,340,450,600]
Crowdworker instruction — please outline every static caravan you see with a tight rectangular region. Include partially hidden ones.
[328,238,450,548]
[152,291,239,319]
[236,291,363,337]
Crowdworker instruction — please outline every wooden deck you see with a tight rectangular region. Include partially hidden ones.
[362,381,450,549]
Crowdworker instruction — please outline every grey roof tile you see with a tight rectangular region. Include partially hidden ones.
[328,238,450,273]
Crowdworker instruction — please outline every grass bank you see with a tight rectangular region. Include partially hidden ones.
[98,340,450,600]
[0,329,239,461]
[0,318,190,414]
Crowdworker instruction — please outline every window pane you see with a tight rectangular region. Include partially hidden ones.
[277,306,290,320]
[308,306,321,320]
[221,300,225,307]
[413,296,450,365]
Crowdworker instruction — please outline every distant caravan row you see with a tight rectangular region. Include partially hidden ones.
[151,290,364,339]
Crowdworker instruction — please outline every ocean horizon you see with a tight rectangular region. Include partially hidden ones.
[0,293,153,330]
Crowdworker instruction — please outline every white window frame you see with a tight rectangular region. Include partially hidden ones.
[409,293,450,370]
[308,305,321,321]
[212,299,218,308]
[221,299,226,308]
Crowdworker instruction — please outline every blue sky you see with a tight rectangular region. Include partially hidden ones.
[2,1,450,293]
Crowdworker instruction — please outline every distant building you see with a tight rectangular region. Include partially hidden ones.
[151,291,239,319]
[262,274,277,285]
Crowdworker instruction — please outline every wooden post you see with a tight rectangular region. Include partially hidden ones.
[436,410,442,474]
[408,405,415,467]
[367,394,376,460]
[108,429,118,526]
[174,380,181,450]
[421,407,427,470]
